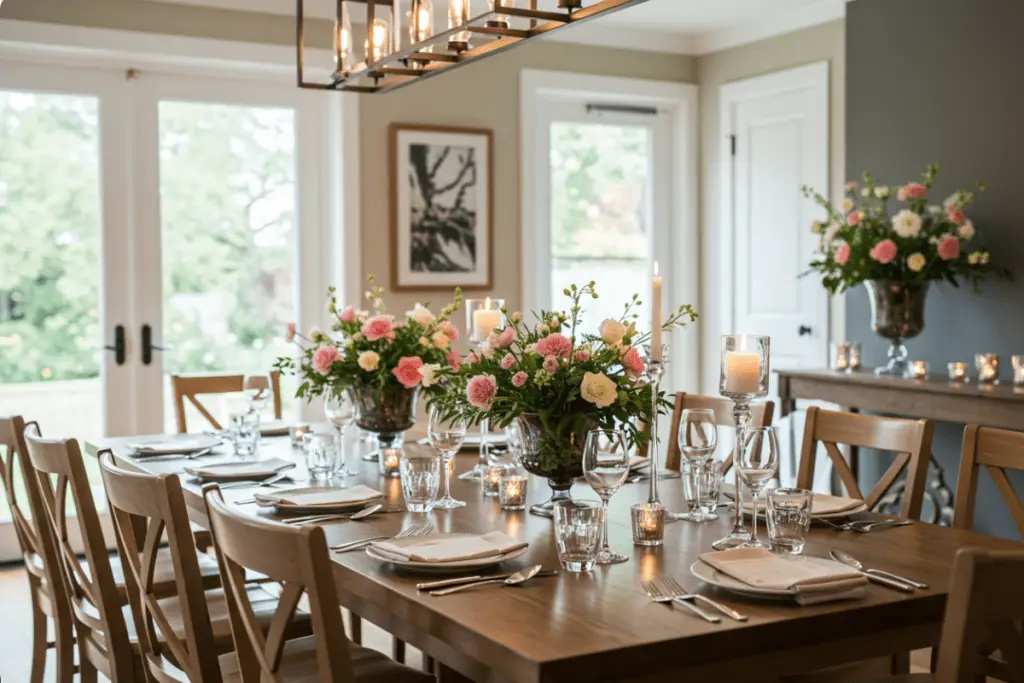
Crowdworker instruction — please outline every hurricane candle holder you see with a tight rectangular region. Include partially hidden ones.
[631,503,665,547]
[498,474,528,511]
[482,464,506,496]
[289,424,311,448]
[459,297,507,482]
[976,354,1000,384]
[907,360,929,380]
[948,362,969,383]
[713,334,770,551]
[1013,355,1024,387]
[379,447,402,478]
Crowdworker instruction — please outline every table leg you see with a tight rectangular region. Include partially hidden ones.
[437,663,475,683]
[347,612,362,644]
[392,637,406,664]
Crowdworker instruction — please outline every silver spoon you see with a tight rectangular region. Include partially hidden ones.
[431,564,544,596]
[829,550,921,592]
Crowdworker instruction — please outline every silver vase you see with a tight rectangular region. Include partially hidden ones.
[865,280,929,377]
[515,413,589,518]
[352,384,419,449]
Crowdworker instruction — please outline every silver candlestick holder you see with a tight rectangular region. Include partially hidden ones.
[458,338,494,482]
[458,299,504,481]
[643,346,671,512]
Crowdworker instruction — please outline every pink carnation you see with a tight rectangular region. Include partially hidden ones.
[439,321,459,342]
[466,351,479,366]
[361,315,396,342]
[535,333,572,359]
[847,210,863,226]
[621,346,645,377]
[834,243,851,265]
[511,371,528,388]
[466,374,497,411]
[947,206,967,226]
[311,345,340,374]
[542,355,559,374]
[391,356,424,389]
[869,239,898,264]
[339,307,357,324]
[573,349,591,363]
[938,235,961,261]
[488,327,516,350]
[500,353,516,370]
[903,183,928,200]
[285,322,297,342]
[446,350,462,372]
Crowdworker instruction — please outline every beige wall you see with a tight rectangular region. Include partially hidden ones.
[359,41,697,317]
[694,20,846,392]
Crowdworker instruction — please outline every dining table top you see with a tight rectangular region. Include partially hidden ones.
[84,430,1024,683]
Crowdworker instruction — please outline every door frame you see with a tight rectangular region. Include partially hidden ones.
[520,69,699,394]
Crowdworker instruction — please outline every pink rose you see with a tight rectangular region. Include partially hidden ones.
[834,243,851,265]
[903,183,928,200]
[938,235,961,261]
[466,374,497,411]
[621,346,645,377]
[500,354,516,370]
[311,345,340,374]
[446,350,462,372]
[511,371,528,388]
[466,351,479,366]
[488,327,516,350]
[847,210,863,226]
[361,315,396,342]
[285,322,297,342]
[573,349,591,363]
[869,239,898,264]
[339,307,357,324]
[391,356,424,389]
[440,321,459,342]
[947,206,966,226]
[542,355,559,374]
[535,333,572,359]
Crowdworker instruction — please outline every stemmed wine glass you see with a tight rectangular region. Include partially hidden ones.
[583,428,630,565]
[243,374,273,416]
[735,425,779,548]
[324,391,359,477]
[678,409,718,523]
[428,407,468,509]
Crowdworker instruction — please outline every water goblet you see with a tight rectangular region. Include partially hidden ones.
[736,425,779,548]
[677,409,718,522]
[682,459,723,522]
[428,407,468,509]
[582,428,630,564]
[324,391,359,476]
[242,374,273,416]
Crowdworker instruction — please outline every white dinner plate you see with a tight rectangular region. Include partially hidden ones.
[183,458,294,482]
[127,434,222,457]
[365,541,529,573]
[254,485,384,514]
[690,560,795,601]
[739,502,869,522]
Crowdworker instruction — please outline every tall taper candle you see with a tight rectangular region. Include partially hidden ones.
[651,262,663,360]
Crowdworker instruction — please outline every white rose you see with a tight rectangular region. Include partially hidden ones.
[408,303,435,326]
[840,198,855,213]
[861,187,871,198]
[892,209,922,238]
[874,186,890,199]
[958,220,976,241]
[907,253,926,272]
[357,351,380,372]
[598,319,627,346]
[418,363,441,388]
[580,372,618,409]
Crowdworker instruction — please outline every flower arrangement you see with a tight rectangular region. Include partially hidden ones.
[803,164,1010,294]
[275,276,462,401]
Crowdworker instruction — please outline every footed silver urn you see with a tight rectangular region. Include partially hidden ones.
[865,280,929,377]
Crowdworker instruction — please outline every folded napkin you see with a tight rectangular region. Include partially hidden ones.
[700,548,867,595]
[257,484,383,507]
[370,531,528,563]
[183,458,293,480]
[127,438,217,456]
[743,493,864,517]
[259,421,291,437]
[628,455,650,470]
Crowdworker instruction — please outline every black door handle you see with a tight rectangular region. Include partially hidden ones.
[141,324,170,366]
[103,325,126,365]
[798,325,813,337]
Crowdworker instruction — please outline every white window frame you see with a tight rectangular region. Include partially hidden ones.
[520,69,699,393]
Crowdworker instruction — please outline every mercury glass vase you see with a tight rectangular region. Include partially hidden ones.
[865,280,929,377]
[516,413,589,518]
[352,384,419,449]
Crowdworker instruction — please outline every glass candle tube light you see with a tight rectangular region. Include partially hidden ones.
[409,0,434,43]
[365,16,391,63]
[379,447,402,478]
[448,0,472,52]
[488,0,516,28]
[1013,355,1024,387]
[976,354,1000,384]
[631,503,665,546]
[907,360,929,380]
[483,465,505,496]
[948,362,969,383]
[499,475,528,510]
[334,3,353,73]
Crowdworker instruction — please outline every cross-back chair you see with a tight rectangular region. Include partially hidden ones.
[202,485,434,683]
[171,371,282,433]
[954,424,1024,539]
[0,416,76,683]
[796,407,933,520]
[665,393,775,472]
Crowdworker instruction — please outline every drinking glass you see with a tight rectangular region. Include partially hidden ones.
[677,409,718,523]
[682,459,723,521]
[736,425,779,548]
[304,432,338,481]
[229,411,260,458]
[400,452,441,512]
[243,374,273,415]
[582,428,630,564]
[553,499,602,573]
[428,407,468,509]
[767,488,813,555]
[324,391,359,476]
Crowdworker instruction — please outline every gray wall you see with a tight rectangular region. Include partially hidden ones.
[846,0,1024,539]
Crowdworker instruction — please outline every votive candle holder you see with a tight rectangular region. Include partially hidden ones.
[631,503,665,547]
[483,464,506,497]
[1013,355,1024,387]
[976,354,1000,384]
[289,424,312,448]
[379,448,402,478]
[499,475,528,511]
[830,341,861,372]
[907,360,929,380]
[948,362,969,383]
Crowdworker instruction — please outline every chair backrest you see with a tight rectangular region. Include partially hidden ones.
[954,425,1024,538]
[665,393,775,472]
[203,485,353,683]
[0,416,48,570]
[171,371,282,433]
[934,547,1024,683]
[23,432,136,683]
[796,406,933,520]
[100,452,223,683]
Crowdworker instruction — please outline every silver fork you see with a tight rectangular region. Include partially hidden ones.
[331,523,434,553]
[641,580,720,623]
[663,577,747,622]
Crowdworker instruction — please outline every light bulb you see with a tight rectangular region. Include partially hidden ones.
[447,0,471,52]
[365,16,391,63]
[334,6,353,71]
[409,0,434,44]
[488,0,516,29]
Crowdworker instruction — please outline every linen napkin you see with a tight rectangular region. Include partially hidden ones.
[700,548,867,595]
[259,421,291,437]
[743,493,864,517]
[256,485,383,508]
[127,437,217,456]
[369,531,528,563]
[628,455,650,470]
[183,458,293,480]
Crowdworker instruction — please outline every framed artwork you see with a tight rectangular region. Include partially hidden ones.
[390,124,493,290]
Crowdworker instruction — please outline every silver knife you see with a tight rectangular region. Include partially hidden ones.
[417,573,511,591]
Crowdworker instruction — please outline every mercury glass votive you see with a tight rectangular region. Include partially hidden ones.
[379,447,402,478]
[482,464,506,497]
[1013,355,1024,387]
[289,424,312,448]
[498,474,528,510]
[907,360,929,380]
[847,342,862,370]
[976,354,1000,384]
[631,503,666,547]
[830,342,850,371]
[948,362,969,383]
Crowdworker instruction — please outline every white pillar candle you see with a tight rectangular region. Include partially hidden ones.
[725,351,761,394]
[472,297,501,341]
[651,262,663,361]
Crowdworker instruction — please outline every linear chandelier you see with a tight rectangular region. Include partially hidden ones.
[297,0,653,93]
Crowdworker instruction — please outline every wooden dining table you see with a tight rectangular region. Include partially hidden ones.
[85,430,1023,683]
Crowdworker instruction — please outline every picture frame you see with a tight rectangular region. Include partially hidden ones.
[390,123,493,291]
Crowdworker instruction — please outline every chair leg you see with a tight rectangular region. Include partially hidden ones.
[79,658,98,683]
[347,612,362,645]
[392,637,406,664]
[54,623,76,683]
[29,601,48,683]
[423,656,435,674]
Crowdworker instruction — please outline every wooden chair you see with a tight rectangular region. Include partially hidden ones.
[172,371,282,433]
[665,393,775,471]
[796,407,933,520]
[202,485,434,683]
[0,416,76,683]
[954,424,1024,538]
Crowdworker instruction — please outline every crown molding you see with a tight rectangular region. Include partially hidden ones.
[542,21,696,56]
[692,0,846,55]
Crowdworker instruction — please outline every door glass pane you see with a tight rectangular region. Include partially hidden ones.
[158,100,298,431]
[0,90,103,523]
[549,121,651,333]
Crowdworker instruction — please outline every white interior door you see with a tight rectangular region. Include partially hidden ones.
[722,63,829,374]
